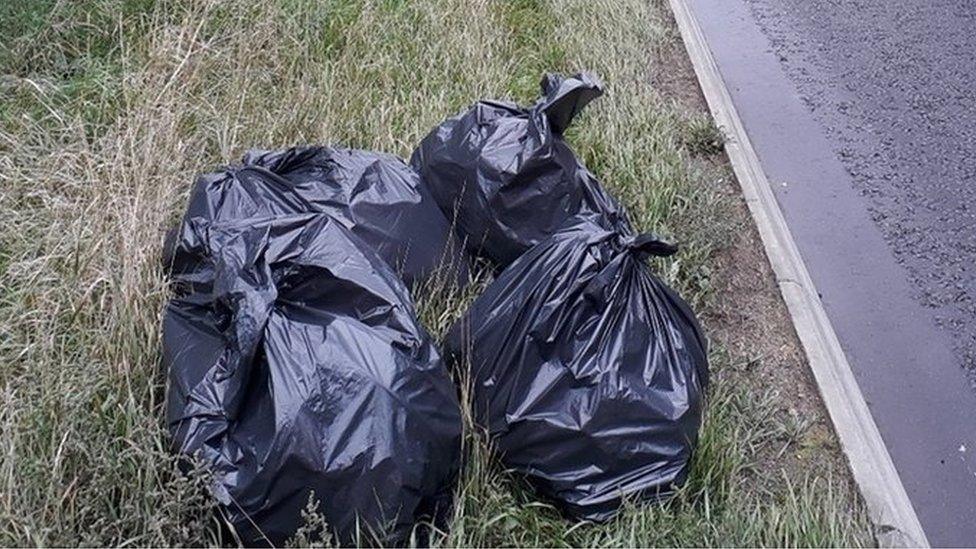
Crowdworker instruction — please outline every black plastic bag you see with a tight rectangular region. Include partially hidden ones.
[171,146,467,289]
[410,72,631,270]
[164,212,463,545]
[444,215,708,521]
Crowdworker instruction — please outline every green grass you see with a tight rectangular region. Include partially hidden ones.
[0,0,872,546]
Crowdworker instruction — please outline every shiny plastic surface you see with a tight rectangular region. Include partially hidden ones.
[411,73,631,270]
[445,216,708,521]
[172,146,467,289]
[164,213,462,545]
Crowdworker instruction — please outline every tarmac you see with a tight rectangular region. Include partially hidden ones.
[682,0,976,545]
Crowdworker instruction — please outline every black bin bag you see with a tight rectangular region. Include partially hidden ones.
[444,216,708,521]
[410,72,631,270]
[171,146,467,289]
[163,212,463,545]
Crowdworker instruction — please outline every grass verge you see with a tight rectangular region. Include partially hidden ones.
[0,0,872,545]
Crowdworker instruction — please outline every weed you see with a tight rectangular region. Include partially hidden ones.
[0,0,871,546]
[682,113,726,157]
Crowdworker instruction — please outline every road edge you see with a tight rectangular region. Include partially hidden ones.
[667,1,928,546]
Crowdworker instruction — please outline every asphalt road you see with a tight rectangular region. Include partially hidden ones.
[745,0,976,378]
[686,0,976,545]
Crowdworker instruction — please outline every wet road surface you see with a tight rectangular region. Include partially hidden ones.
[685,0,976,544]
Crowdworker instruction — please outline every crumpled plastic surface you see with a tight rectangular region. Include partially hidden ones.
[444,215,708,521]
[170,145,467,289]
[164,212,463,546]
[411,72,631,270]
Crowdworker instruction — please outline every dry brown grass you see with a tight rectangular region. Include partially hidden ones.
[0,0,871,545]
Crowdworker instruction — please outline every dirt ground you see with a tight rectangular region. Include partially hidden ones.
[0,0,868,544]
[656,10,858,500]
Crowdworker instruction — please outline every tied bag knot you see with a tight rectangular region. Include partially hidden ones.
[622,232,678,257]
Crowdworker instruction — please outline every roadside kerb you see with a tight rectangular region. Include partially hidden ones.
[667,1,929,546]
